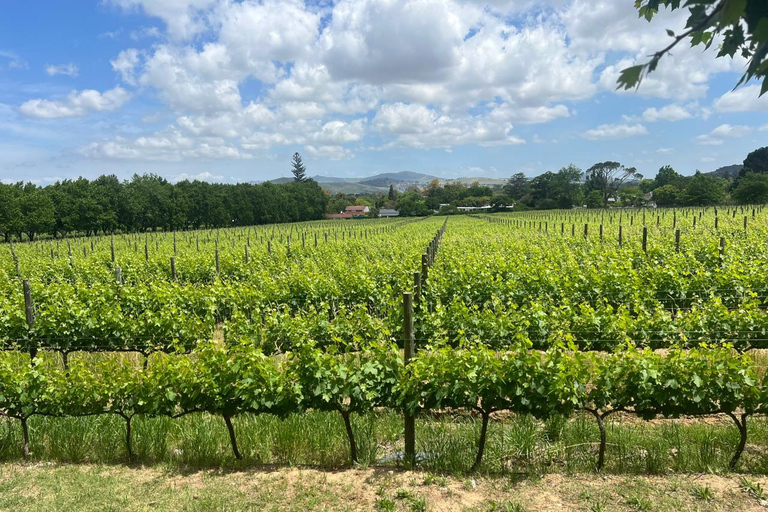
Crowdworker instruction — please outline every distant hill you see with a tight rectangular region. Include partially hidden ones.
[704,164,742,180]
[443,177,507,188]
[267,171,505,195]
[359,171,438,188]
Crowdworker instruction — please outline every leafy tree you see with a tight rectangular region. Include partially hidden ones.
[585,190,604,208]
[733,172,768,204]
[652,184,679,206]
[395,190,431,216]
[388,184,396,200]
[19,185,55,240]
[529,166,583,209]
[504,172,530,200]
[291,152,307,182]
[743,146,768,173]
[680,171,726,206]
[654,165,681,189]
[0,183,22,242]
[585,161,641,207]
[619,1,768,96]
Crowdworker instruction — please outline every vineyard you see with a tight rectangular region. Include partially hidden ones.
[1,209,768,475]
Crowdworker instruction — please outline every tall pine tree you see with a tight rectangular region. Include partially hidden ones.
[291,152,307,182]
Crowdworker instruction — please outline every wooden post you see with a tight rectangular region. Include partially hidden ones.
[675,229,681,253]
[421,254,429,283]
[583,223,588,239]
[23,280,36,361]
[618,225,623,247]
[599,224,603,241]
[744,216,748,231]
[170,257,177,282]
[245,245,249,264]
[110,236,115,263]
[268,240,272,254]
[414,272,421,306]
[115,267,123,285]
[719,237,726,265]
[173,233,177,255]
[403,292,415,470]
[642,226,647,253]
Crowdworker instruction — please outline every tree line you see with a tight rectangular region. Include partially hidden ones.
[0,174,327,242]
[326,146,768,215]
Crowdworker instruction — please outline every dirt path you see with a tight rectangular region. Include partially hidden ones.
[0,463,766,511]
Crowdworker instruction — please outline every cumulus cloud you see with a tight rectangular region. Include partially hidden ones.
[583,123,647,140]
[20,87,131,119]
[713,85,768,112]
[623,104,692,123]
[111,49,142,86]
[42,0,759,164]
[169,171,224,182]
[45,63,78,77]
[694,124,752,146]
[304,145,354,160]
[373,102,525,148]
[80,129,250,161]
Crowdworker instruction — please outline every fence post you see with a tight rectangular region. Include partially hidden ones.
[23,280,36,361]
[170,257,177,282]
[675,229,681,253]
[403,292,415,470]
[115,266,123,285]
[642,226,648,253]
[719,237,726,265]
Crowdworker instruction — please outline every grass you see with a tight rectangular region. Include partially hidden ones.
[1,410,768,476]
[0,465,765,512]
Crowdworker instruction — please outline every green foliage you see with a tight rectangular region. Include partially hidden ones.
[0,174,328,241]
[679,172,726,206]
[291,152,307,182]
[743,146,768,174]
[651,184,678,206]
[619,1,768,96]
[733,172,768,204]
[654,165,681,189]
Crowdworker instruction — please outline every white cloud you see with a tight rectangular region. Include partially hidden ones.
[111,49,142,85]
[373,102,525,148]
[656,147,674,154]
[623,104,692,123]
[304,145,354,160]
[20,87,131,119]
[583,123,647,140]
[169,171,223,182]
[713,85,768,112]
[0,50,27,70]
[107,0,218,40]
[45,63,79,77]
[80,129,250,161]
[130,26,162,40]
[695,124,752,146]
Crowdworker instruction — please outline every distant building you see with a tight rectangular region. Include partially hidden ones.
[324,205,370,219]
[456,205,493,212]
[379,208,400,217]
[346,205,369,215]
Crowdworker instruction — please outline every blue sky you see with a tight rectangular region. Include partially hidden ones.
[0,0,766,185]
